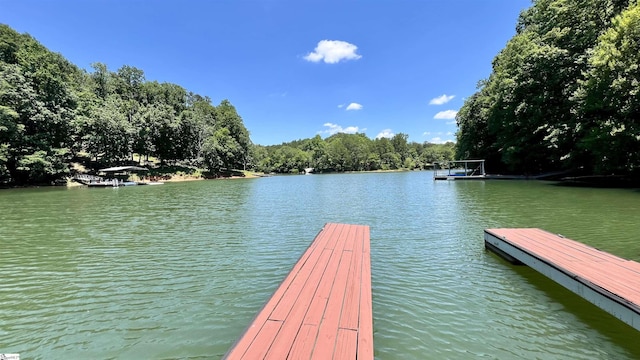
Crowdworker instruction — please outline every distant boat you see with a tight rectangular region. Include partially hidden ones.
[304,167,314,175]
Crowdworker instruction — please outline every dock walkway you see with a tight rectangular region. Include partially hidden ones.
[485,228,640,331]
[224,223,373,359]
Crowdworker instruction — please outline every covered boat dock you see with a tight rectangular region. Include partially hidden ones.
[73,166,159,187]
[434,159,486,180]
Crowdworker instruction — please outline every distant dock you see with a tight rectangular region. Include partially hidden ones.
[432,159,566,180]
[433,159,486,180]
[224,223,373,359]
[485,228,640,331]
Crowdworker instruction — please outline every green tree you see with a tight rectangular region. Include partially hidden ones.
[215,99,251,170]
[301,134,327,169]
[0,105,19,182]
[15,148,70,184]
[391,133,409,162]
[202,127,241,173]
[131,103,178,164]
[0,25,79,184]
[90,62,112,100]
[84,96,132,164]
[1,24,256,183]
[180,93,217,162]
[456,0,635,175]
[574,3,640,174]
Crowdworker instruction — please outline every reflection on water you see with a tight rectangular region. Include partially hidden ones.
[1,173,639,359]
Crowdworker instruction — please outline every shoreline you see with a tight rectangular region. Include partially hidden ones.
[4,169,638,189]
[3,171,262,189]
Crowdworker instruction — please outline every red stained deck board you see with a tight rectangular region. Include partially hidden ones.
[339,225,364,331]
[333,328,358,359]
[623,261,640,275]
[270,225,342,321]
[240,320,283,360]
[561,263,640,300]
[224,223,339,359]
[313,247,355,358]
[486,228,640,306]
[265,249,334,359]
[224,223,373,360]
[496,228,614,263]
[303,225,351,328]
[287,323,317,359]
[357,226,374,360]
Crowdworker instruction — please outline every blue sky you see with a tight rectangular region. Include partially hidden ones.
[1,0,531,145]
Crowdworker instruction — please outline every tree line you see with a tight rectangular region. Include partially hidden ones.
[456,0,639,177]
[252,133,455,174]
[4,2,640,184]
[0,23,456,185]
[0,24,250,185]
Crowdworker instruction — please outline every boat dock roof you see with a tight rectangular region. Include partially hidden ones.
[98,166,148,172]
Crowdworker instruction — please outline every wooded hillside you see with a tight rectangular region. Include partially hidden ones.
[1,23,455,184]
[456,0,639,177]
[252,133,454,174]
[0,24,251,185]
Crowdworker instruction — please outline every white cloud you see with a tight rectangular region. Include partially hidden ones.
[429,137,455,144]
[376,129,394,139]
[423,131,455,141]
[434,110,458,119]
[321,122,361,135]
[429,94,455,105]
[337,104,345,108]
[346,102,363,111]
[304,40,362,64]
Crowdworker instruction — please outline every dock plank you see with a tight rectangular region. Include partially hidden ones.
[269,224,340,321]
[303,226,350,328]
[485,228,640,331]
[333,329,358,359]
[241,320,283,359]
[225,224,338,359]
[313,247,354,357]
[265,249,333,359]
[224,223,373,359]
[357,226,374,359]
[287,324,317,359]
[339,225,364,331]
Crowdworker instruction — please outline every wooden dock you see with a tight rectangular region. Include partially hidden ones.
[224,223,373,359]
[485,228,640,331]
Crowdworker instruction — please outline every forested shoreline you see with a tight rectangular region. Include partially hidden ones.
[251,134,455,174]
[0,24,454,186]
[3,0,639,187]
[0,24,251,186]
[456,0,639,179]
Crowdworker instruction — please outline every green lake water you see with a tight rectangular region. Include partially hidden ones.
[1,171,639,359]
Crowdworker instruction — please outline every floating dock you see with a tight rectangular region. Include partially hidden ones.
[224,223,373,359]
[485,228,640,331]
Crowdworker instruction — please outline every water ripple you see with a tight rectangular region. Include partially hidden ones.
[1,175,639,359]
